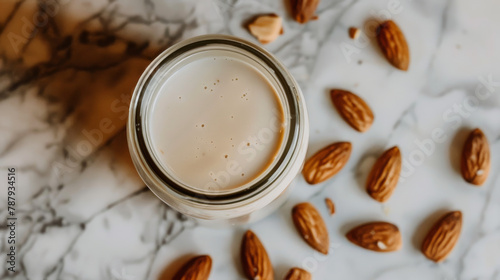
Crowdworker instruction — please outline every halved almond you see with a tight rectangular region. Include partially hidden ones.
[348,27,360,39]
[248,14,283,44]
[325,198,335,216]
[284,267,312,280]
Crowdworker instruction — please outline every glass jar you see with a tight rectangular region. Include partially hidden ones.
[127,35,309,226]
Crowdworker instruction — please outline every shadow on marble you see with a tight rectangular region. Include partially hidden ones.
[229,229,246,277]
[274,262,295,279]
[448,126,472,175]
[156,253,198,280]
[354,145,386,197]
[339,216,388,239]
[0,1,167,183]
[363,17,386,57]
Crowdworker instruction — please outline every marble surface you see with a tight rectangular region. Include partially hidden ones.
[1,0,499,279]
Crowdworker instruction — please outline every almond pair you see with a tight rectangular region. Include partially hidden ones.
[363,129,490,199]
[345,211,463,263]
[248,0,321,44]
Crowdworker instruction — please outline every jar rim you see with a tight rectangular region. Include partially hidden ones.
[127,35,307,208]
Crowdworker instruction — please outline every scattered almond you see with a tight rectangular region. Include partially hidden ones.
[241,230,274,280]
[421,211,462,262]
[461,128,490,186]
[346,222,402,252]
[376,20,410,71]
[284,267,312,280]
[172,255,212,280]
[302,142,352,184]
[292,202,330,254]
[348,27,360,39]
[290,0,320,24]
[330,89,374,132]
[325,198,335,216]
[248,14,283,44]
[366,146,402,202]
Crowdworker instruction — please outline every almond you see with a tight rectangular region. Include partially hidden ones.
[292,202,329,254]
[461,128,490,186]
[346,222,402,252]
[376,20,410,71]
[248,14,283,44]
[348,27,360,39]
[241,230,274,280]
[302,142,352,184]
[325,198,335,216]
[290,0,320,24]
[421,211,462,262]
[330,89,374,132]
[173,255,212,280]
[366,146,402,202]
[284,267,312,280]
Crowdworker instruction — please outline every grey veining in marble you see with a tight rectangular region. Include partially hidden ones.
[0,0,499,279]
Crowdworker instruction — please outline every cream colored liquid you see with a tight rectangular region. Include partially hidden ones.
[149,52,285,192]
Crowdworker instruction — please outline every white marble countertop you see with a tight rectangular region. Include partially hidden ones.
[1,0,499,279]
